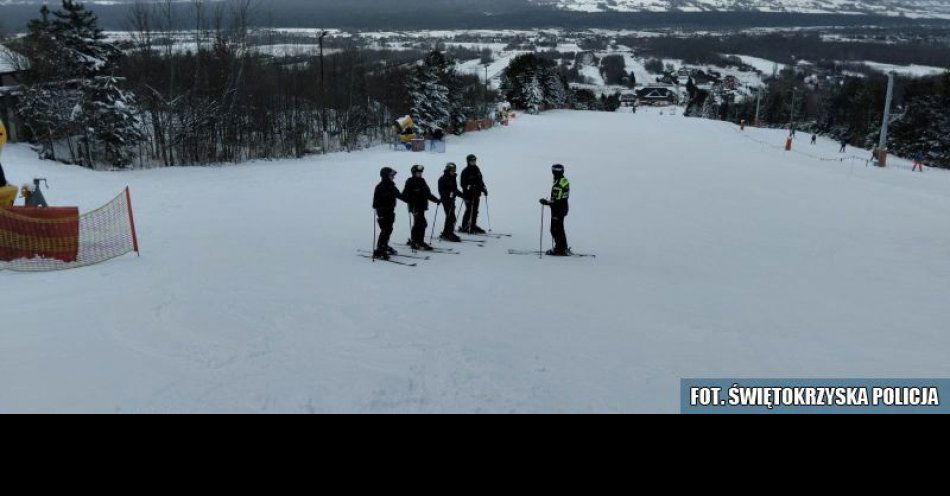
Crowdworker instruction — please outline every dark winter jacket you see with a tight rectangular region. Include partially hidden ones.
[402,176,439,213]
[438,173,463,203]
[460,164,487,200]
[373,178,404,213]
[549,175,570,217]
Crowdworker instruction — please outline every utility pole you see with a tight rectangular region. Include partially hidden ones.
[319,30,329,153]
[754,86,764,127]
[788,87,797,135]
[876,71,896,167]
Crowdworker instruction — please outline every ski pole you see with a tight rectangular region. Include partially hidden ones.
[408,208,416,253]
[485,194,492,232]
[430,202,439,245]
[372,209,377,262]
[539,204,545,259]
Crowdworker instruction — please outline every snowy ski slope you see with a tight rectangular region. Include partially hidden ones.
[2,109,949,412]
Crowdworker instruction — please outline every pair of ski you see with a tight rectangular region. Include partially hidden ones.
[507,249,596,258]
[443,237,485,247]
[357,245,460,267]
[357,251,424,266]
[462,231,512,239]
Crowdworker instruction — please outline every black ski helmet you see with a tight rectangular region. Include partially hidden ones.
[466,154,477,163]
[411,164,424,174]
[445,162,457,172]
[552,163,565,174]
[380,167,396,179]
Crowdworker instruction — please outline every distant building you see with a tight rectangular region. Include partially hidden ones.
[620,91,637,107]
[636,86,678,106]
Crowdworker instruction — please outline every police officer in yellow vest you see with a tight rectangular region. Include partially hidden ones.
[539,163,571,256]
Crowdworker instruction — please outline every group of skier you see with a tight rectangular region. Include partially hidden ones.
[371,153,572,260]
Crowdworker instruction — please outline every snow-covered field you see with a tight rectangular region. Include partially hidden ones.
[2,109,949,413]
[857,61,948,78]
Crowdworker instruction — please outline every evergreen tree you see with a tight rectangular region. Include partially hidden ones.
[501,53,563,111]
[51,0,118,79]
[17,1,141,167]
[701,92,719,120]
[85,76,144,167]
[686,77,698,100]
[522,75,543,114]
[405,50,470,135]
[541,66,566,109]
[407,55,451,134]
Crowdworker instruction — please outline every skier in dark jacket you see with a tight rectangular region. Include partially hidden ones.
[539,163,571,256]
[437,162,464,242]
[402,164,440,251]
[372,167,406,259]
[912,151,925,172]
[839,137,849,153]
[459,154,488,234]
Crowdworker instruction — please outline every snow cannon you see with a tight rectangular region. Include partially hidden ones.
[22,178,49,208]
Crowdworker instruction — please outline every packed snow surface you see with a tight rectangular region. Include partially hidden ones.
[2,109,949,413]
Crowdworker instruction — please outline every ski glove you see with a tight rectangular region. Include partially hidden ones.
[539,199,550,206]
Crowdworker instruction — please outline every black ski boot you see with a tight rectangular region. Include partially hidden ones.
[418,241,435,251]
[545,248,570,257]
[373,249,390,260]
[472,225,487,234]
[440,232,462,242]
[386,246,398,256]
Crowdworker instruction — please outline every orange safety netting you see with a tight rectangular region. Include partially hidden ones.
[0,188,139,272]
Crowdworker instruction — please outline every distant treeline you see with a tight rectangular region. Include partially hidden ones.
[694,69,950,168]
[7,0,497,168]
[3,0,950,31]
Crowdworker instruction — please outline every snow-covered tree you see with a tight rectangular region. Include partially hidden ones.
[541,66,566,109]
[502,53,565,111]
[523,75,543,114]
[408,60,451,135]
[52,0,119,79]
[407,50,468,135]
[16,0,141,167]
[701,92,720,120]
[85,76,144,167]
